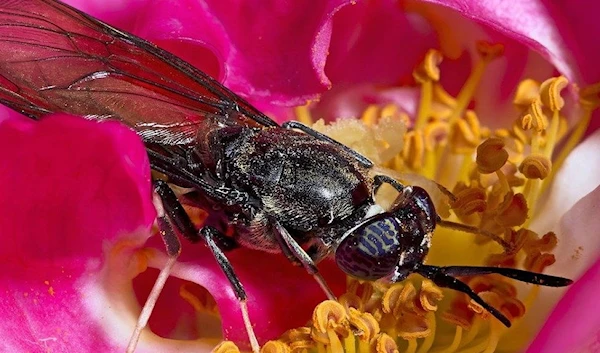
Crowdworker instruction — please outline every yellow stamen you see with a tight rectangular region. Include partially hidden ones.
[295,105,314,125]
[276,47,577,353]
[545,82,600,190]
[448,42,504,125]
[414,50,443,129]
[260,341,290,353]
[361,105,381,126]
[476,137,508,174]
[519,155,552,180]
[375,333,400,353]
[434,326,463,353]
[213,341,241,353]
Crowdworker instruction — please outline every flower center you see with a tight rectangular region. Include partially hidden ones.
[234,43,598,353]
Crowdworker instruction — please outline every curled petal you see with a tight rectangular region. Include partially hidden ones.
[0,113,157,351]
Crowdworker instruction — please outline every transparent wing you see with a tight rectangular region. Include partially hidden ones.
[0,0,278,146]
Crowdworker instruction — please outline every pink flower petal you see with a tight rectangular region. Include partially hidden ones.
[145,243,346,347]
[0,114,155,261]
[420,0,577,81]
[0,113,156,351]
[525,255,600,353]
[129,0,354,107]
[325,0,438,86]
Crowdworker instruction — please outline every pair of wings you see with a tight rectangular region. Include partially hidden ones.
[0,0,278,147]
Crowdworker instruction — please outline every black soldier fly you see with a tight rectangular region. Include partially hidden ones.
[0,0,573,352]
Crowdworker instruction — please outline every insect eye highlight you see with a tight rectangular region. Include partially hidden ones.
[335,215,403,281]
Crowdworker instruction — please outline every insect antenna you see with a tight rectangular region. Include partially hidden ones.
[414,264,573,327]
[436,218,513,251]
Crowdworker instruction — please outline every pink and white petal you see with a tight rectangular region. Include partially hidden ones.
[530,129,600,277]
[140,236,347,348]
[419,0,577,81]
[311,84,420,122]
[522,130,600,335]
[0,114,160,351]
[403,1,561,128]
[525,255,600,353]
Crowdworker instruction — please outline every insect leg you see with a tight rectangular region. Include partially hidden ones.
[273,221,337,300]
[140,181,259,353]
[282,121,373,167]
[414,264,513,327]
[373,174,406,193]
[200,226,260,353]
[127,181,184,353]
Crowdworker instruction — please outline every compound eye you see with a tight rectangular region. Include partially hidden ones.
[335,215,403,281]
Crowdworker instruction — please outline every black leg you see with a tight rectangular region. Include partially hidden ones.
[373,174,406,194]
[282,120,373,168]
[154,179,200,243]
[127,182,185,353]
[128,180,260,353]
[199,226,259,352]
[273,221,337,300]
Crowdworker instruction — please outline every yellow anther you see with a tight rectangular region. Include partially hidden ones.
[495,192,528,227]
[312,300,350,334]
[519,155,552,179]
[260,341,290,353]
[419,280,444,311]
[540,76,568,112]
[476,41,505,62]
[500,297,527,321]
[283,328,314,351]
[414,50,442,129]
[524,251,556,273]
[441,306,473,331]
[507,228,536,254]
[374,333,400,353]
[212,341,241,353]
[403,130,425,170]
[450,185,487,217]
[381,104,400,119]
[413,49,443,83]
[513,79,541,108]
[476,137,508,174]
[423,121,450,150]
[339,293,364,312]
[486,252,517,267]
[382,283,415,317]
[448,111,481,153]
[361,105,380,126]
[524,231,558,253]
[468,292,501,320]
[521,100,547,132]
[348,308,380,341]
